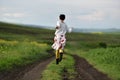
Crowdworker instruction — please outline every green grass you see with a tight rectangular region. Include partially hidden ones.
[41,54,75,80]
[0,22,54,72]
[0,22,54,44]
[67,47,120,80]
[83,47,120,80]
[66,31,120,80]
[0,39,51,72]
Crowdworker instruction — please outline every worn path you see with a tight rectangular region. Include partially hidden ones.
[0,57,54,80]
[0,53,112,80]
[73,55,111,80]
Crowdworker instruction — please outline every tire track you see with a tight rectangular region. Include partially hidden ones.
[73,55,111,80]
[18,57,54,80]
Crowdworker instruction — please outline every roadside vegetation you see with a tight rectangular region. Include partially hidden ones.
[65,32,120,80]
[0,39,50,72]
[84,47,120,80]
[0,22,53,73]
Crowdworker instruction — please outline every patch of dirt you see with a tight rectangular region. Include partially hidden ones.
[0,49,54,80]
[73,55,111,80]
[62,67,69,80]
[0,57,54,80]
[18,57,54,80]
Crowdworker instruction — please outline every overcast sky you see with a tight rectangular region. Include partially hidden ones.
[0,0,120,29]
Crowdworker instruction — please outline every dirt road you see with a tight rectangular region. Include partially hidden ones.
[0,53,111,80]
[73,55,111,80]
[18,57,54,80]
[0,57,54,80]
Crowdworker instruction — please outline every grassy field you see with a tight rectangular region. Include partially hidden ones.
[84,47,120,80]
[0,22,120,80]
[0,39,50,72]
[66,47,120,80]
[65,32,120,80]
[0,22,54,44]
[0,22,54,73]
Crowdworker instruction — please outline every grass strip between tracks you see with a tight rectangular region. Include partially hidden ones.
[41,53,76,80]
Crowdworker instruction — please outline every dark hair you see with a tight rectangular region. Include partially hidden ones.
[59,14,65,20]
